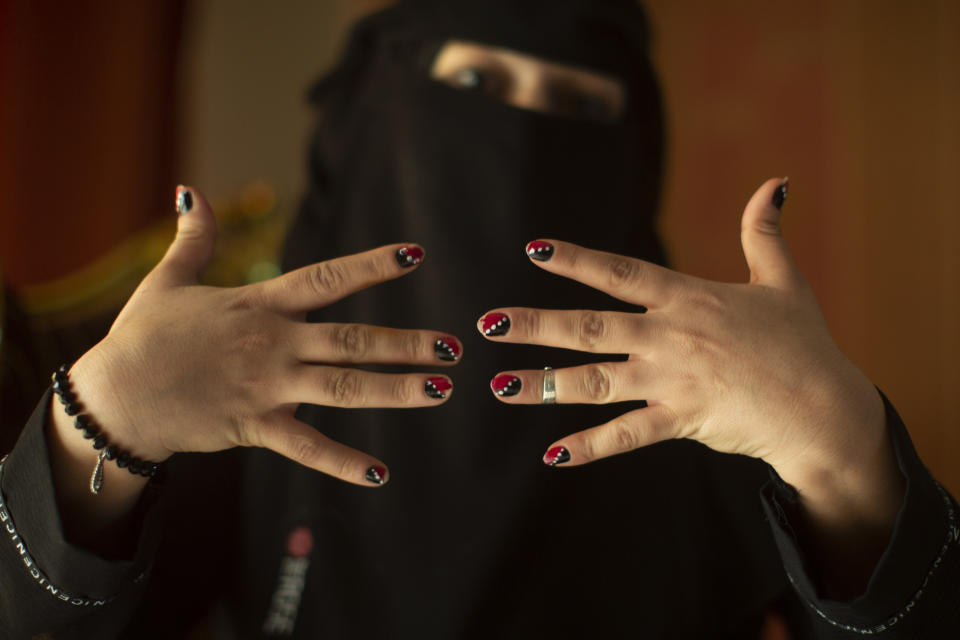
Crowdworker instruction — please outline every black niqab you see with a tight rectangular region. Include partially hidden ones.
[245,1,784,636]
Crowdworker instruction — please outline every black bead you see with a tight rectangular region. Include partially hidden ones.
[51,378,66,394]
[58,391,75,405]
[146,463,160,477]
[65,402,82,416]
[74,414,90,430]
[58,364,69,375]
[92,435,107,449]
[82,425,99,439]
[116,453,130,468]
[128,460,142,475]
[140,464,156,477]
[104,446,118,460]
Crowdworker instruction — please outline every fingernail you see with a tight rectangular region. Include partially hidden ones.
[772,178,788,210]
[175,186,193,216]
[425,376,452,399]
[396,246,424,267]
[434,336,461,362]
[491,374,521,397]
[365,465,387,485]
[543,446,570,466]
[480,312,510,337]
[526,240,554,261]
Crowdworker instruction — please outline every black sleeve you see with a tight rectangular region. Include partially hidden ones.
[0,389,163,639]
[760,391,960,638]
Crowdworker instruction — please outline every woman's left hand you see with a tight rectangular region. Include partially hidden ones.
[479,178,904,584]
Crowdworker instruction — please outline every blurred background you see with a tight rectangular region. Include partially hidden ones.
[1,0,957,504]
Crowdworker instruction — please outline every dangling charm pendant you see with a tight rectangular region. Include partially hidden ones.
[90,449,106,495]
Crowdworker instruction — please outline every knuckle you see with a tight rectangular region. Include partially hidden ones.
[518,308,544,341]
[334,325,370,360]
[577,311,607,349]
[581,365,614,404]
[288,434,324,467]
[401,331,423,361]
[329,369,363,405]
[309,260,348,297]
[392,376,416,404]
[333,454,355,481]
[608,258,642,291]
[609,419,640,452]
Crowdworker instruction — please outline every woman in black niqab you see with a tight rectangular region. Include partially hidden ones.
[266,0,782,635]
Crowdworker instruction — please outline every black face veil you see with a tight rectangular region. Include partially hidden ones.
[271,0,685,629]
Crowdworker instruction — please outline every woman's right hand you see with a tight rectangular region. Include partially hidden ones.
[63,186,459,487]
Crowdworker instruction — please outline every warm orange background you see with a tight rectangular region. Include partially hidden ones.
[1,0,957,503]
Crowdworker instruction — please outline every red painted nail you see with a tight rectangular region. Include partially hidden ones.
[396,246,424,267]
[434,336,461,361]
[490,374,521,397]
[480,312,510,337]
[425,376,452,399]
[525,240,554,261]
[543,446,570,466]
[365,465,387,485]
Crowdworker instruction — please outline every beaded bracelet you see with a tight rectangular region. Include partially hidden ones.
[51,365,163,495]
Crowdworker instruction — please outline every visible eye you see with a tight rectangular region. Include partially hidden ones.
[452,67,484,90]
[440,65,507,100]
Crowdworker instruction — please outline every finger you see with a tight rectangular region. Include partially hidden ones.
[522,239,683,308]
[490,361,656,405]
[255,414,390,486]
[291,324,462,365]
[477,308,651,354]
[153,185,217,286]
[279,366,454,407]
[740,177,802,289]
[541,404,677,467]
[258,243,425,314]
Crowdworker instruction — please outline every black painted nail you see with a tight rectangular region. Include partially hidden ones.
[772,179,788,210]
[395,246,424,267]
[425,376,452,399]
[480,313,510,337]
[543,446,570,466]
[434,336,461,362]
[366,465,387,485]
[526,240,555,261]
[638,399,648,409]
[176,187,193,216]
[491,374,522,397]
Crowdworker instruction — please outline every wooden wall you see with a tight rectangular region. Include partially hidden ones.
[646,0,960,495]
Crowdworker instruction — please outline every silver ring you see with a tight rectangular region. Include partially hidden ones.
[542,367,556,405]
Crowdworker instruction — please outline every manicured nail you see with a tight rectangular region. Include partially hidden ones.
[396,246,424,267]
[772,178,788,210]
[526,240,554,261]
[543,446,570,466]
[434,336,461,362]
[176,186,193,216]
[480,312,510,337]
[365,465,387,485]
[491,374,521,397]
[425,376,452,399]
[638,399,648,409]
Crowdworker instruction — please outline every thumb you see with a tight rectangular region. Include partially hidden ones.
[740,177,799,288]
[155,185,217,286]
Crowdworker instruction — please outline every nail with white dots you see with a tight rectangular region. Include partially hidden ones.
[434,336,461,362]
[526,240,554,262]
[479,312,510,337]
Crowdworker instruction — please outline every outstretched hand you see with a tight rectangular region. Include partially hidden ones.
[65,186,460,487]
[479,179,905,587]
